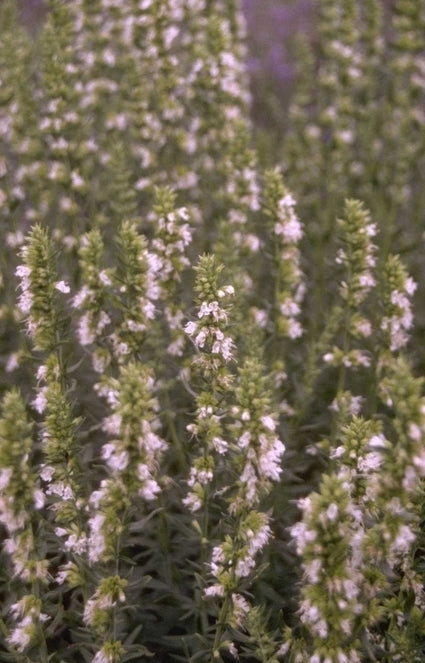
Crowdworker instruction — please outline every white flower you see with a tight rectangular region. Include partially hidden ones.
[40,465,55,482]
[184,320,198,336]
[55,280,70,294]
[275,218,303,242]
[244,233,261,252]
[287,318,303,339]
[139,478,161,501]
[6,352,20,372]
[217,284,235,297]
[343,579,360,600]
[358,272,376,289]
[390,524,416,555]
[32,388,48,414]
[325,503,338,521]
[204,584,225,598]
[358,451,383,472]
[17,289,33,314]
[88,513,106,562]
[187,466,213,487]
[182,492,202,512]
[247,522,271,556]
[279,299,300,316]
[0,467,12,490]
[240,462,258,502]
[212,335,234,360]
[102,414,122,436]
[73,285,91,308]
[56,562,74,585]
[210,545,225,574]
[212,436,228,454]
[7,616,32,651]
[15,264,31,279]
[46,481,74,500]
[99,270,112,286]
[277,642,290,657]
[413,451,425,475]
[409,423,422,441]
[33,489,45,509]
[368,434,388,449]
[251,307,268,327]
[304,558,322,583]
[198,300,226,322]
[330,446,345,459]
[232,593,250,622]
[102,445,129,472]
[258,435,285,480]
[226,642,239,659]
[290,521,317,554]
[405,277,417,295]
[238,431,251,449]
[352,317,372,337]
[77,313,96,345]
[64,533,88,554]
[235,554,255,578]
[261,415,276,431]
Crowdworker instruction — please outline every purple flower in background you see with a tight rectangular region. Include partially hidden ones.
[241,0,314,127]
[18,0,47,32]
[242,0,313,83]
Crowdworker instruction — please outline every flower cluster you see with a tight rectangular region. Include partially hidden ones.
[151,188,193,286]
[0,391,50,655]
[380,254,416,352]
[0,390,47,582]
[335,199,377,308]
[290,474,364,663]
[183,256,235,516]
[15,225,64,352]
[74,218,164,364]
[202,356,284,655]
[7,595,49,654]
[262,169,305,339]
[229,357,285,511]
[329,417,386,506]
[150,187,193,356]
[375,357,425,562]
[319,200,377,398]
[185,255,235,372]
[35,355,85,558]
[88,362,167,563]
[92,640,126,663]
[74,229,113,350]
[204,510,273,661]
[83,575,127,655]
[114,221,161,358]
[292,374,425,661]
[211,510,272,584]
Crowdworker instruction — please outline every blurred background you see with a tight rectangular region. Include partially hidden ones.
[16,0,314,134]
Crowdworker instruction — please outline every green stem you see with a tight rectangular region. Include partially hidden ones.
[164,398,188,474]
[209,592,231,663]
[32,581,49,663]
[196,484,210,637]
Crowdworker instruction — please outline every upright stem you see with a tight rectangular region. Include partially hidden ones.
[197,484,210,637]
[209,592,231,663]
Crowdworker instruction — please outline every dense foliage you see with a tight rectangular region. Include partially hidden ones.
[1,1,425,662]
